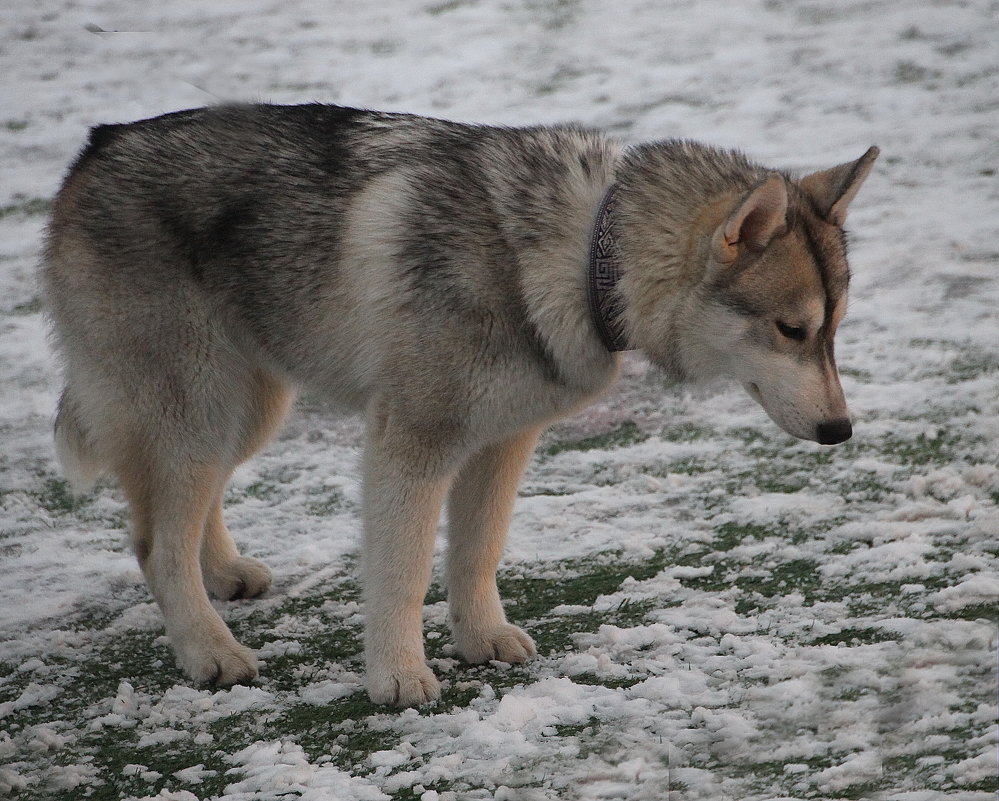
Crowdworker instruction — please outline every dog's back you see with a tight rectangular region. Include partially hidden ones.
[45,105,618,425]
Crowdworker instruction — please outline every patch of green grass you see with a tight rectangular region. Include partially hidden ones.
[838,780,889,800]
[948,350,999,382]
[233,594,363,677]
[12,297,42,315]
[808,626,898,646]
[731,416,984,489]
[276,697,393,766]
[641,455,709,477]
[437,680,482,709]
[660,422,716,442]
[936,602,999,623]
[304,487,347,516]
[551,717,601,738]
[727,442,839,496]
[540,421,646,457]
[712,521,776,551]
[0,197,51,219]
[68,630,178,699]
[445,662,536,698]
[518,485,576,496]
[95,729,229,800]
[729,427,770,447]
[729,558,820,600]
[878,430,964,467]
[841,471,897,502]
[728,755,828,780]
[492,550,683,654]
[963,776,999,793]
[529,608,609,652]
[77,693,399,800]
[727,454,810,493]
[27,703,283,801]
[843,581,935,618]
[241,480,281,502]
[0,633,178,760]
[908,338,999,383]
[69,594,142,633]
[500,550,670,622]
[566,672,642,689]
[257,635,363,693]
[33,477,88,515]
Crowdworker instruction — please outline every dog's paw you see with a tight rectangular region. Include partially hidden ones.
[204,556,272,601]
[366,662,441,707]
[176,636,259,687]
[455,623,537,665]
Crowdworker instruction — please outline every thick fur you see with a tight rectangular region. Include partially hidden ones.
[41,104,876,705]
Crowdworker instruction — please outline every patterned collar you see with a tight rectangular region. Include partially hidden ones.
[587,185,631,352]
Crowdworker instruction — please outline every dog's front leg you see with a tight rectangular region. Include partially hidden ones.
[446,427,540,666]
[362,410,454,706]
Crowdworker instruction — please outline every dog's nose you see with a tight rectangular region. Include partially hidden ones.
[816,419,852,445]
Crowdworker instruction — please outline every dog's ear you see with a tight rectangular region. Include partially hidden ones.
[712,175,788,265]
[800,146,879,226]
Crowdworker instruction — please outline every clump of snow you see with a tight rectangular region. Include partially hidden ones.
[226,740,389,800]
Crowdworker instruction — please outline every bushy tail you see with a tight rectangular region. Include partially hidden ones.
[54,391,106,494]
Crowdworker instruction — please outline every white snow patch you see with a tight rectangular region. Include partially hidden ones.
[225,739,389,800]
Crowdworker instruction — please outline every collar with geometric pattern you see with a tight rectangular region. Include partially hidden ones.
[586,185,632,352]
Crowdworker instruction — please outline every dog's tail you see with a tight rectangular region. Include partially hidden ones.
[54,390,106,494]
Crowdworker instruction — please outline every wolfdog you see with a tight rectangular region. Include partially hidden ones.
[42,104,877,706]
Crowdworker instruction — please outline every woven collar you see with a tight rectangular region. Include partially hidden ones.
[587,185,631,352]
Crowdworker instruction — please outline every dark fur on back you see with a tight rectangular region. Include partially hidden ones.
[54,104,615,389]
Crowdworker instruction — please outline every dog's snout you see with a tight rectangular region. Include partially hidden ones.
[815,419,852,445]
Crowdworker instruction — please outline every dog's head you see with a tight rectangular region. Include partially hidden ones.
[618,145,879,444]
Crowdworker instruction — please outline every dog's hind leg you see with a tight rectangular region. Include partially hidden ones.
[120,451,258,686]
[200,370,294,601]
[446,427,540,665]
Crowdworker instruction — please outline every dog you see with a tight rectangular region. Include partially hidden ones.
[41,103,877,706]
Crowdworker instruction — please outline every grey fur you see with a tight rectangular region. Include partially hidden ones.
[41,104,877,705]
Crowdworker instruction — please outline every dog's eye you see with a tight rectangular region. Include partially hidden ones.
[776,321,807,341]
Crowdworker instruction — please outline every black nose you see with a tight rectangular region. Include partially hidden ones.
[816,419,852,445]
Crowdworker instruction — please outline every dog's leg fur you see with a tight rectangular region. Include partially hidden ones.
[362,401,457,706]
[446,427,540,665]
[119,455,258,686]
[201,371,293,601]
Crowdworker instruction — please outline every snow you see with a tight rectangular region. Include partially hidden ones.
[2,0,998,799]
[224,740,389,801]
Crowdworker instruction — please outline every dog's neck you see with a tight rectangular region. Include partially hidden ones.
[587,186,631,352]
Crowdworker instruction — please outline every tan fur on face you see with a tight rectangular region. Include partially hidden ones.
[614,143,872,441]
[708,220,852,439]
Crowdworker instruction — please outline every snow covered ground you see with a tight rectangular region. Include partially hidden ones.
[1,1,997,799]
